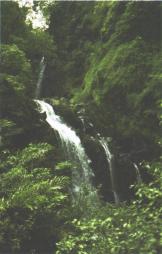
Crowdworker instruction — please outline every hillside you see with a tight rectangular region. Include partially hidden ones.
[0,1,162,253]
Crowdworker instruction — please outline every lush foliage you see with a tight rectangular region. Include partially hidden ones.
[0,143,70,253]
[56,160,162,254]
[0,2,70,253]
[48,2,161,153]
[1,1,162,254]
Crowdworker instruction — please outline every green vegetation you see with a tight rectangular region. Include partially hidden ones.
[0,143,70,253]
[57,160,162,254]
[0,1,162,253]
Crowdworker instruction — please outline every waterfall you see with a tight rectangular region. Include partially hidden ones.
[78,116,86,132]
[35,57,46,98]
[133,163,142,184]
[0,128,2,147]
[99,137,120,204]
[35,100,98,204]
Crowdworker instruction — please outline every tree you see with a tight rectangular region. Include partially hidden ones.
[0,143,70,253]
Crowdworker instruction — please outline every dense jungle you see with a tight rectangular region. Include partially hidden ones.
[0,1,162,253]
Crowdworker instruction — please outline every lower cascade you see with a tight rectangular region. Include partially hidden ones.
[35,100,98,203]
[99,136,120,204]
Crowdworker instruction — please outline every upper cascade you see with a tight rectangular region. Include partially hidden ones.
[35,100,99,204]
[35,57,46,99]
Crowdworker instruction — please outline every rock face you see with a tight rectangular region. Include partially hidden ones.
[39,102,149,202]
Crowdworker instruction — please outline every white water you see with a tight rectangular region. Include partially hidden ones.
[35,100,98,202]
[133,163,142,184]
[99,137,120,204]
[35,57,46,98]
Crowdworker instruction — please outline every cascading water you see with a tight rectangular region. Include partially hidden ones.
[35,57,46,98]
[35,100,98,204]
[99,136,120,204]
[78,115,86,133]
[133,163,142,184]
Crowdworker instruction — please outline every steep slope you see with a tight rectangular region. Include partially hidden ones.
[47,1,162,158]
